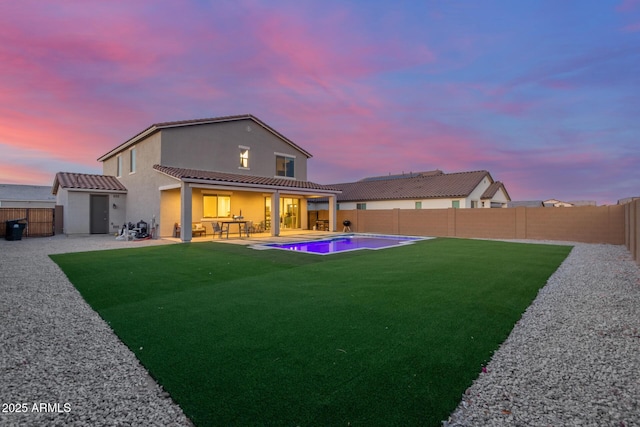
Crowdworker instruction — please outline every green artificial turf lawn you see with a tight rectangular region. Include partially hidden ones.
[51,238,571,426]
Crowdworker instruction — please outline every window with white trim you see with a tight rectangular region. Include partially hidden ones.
[276,154,295,177]
[116,155,122,177]
[239,146,250,169]
[130,147,136,173]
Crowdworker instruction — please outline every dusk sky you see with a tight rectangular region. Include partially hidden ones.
[1,1,638,205]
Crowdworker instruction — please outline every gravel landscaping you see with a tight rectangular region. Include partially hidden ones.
[1,235,638,426]
[446,242,640,426]
[0,235,191,427]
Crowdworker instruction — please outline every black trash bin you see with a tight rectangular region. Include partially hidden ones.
[6,219,27,241]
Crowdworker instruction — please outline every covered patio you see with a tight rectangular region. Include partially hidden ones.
[154,165,340,242]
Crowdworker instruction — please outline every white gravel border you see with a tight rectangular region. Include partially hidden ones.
[445,241,640,426]
[0,235,192,427]
[1,235,638,426]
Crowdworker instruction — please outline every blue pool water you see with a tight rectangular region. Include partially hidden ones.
[257,234,428,255]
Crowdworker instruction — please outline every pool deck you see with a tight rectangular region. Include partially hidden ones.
[163,229,340,246]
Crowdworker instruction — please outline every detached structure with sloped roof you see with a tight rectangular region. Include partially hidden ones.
[52,172,128,234]
[309,170,510,211]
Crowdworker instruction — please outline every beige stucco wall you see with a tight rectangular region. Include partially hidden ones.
[490,187,510,206]
[103,131,177,233]
[56,189,127,234]
[65,191,90,234]
[160,119,309,180]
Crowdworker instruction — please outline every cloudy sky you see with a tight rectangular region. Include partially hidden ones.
[1,0,638,204]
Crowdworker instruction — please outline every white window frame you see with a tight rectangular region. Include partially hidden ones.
[129,147,136,174]
[239,145,250,170]
[274,152,295,178]
[116,155,122,177]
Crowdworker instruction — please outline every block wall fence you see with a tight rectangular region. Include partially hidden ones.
[317,203,640,265]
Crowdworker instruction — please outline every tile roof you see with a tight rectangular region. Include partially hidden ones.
[322,170,492,202]
[52,172,127,194]
[481,181,509,200]
[98,114,312,161]
[153,165,341,193]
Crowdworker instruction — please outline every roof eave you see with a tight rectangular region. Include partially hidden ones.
[97,125,159,162]
[97,114,313,162]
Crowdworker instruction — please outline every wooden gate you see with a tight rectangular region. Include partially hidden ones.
[0,208,56,237]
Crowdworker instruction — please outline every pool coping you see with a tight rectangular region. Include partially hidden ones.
[250,233,434,255]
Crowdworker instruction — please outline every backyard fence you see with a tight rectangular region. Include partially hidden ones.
[624,199,640,265]
[317,203,640,265]
[316,205,627,245]
[0,207,56,238]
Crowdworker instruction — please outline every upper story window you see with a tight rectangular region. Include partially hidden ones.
[130,147,136,173]
[116,155,122,177]
[239,146,250,169]
[275,154,295,178]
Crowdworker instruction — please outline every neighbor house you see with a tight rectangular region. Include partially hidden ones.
[0,184,56,208]
[308,170,510,211]
[54,114,340,240]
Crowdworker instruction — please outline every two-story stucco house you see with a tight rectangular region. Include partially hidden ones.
[308,170,510,211]
[54,114,341,240]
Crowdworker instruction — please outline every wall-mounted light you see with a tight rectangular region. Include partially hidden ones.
[112,203,117,209]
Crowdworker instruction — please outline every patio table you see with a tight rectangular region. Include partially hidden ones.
[219,220,249,238]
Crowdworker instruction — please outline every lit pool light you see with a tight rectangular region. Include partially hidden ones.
[254,234,431,255]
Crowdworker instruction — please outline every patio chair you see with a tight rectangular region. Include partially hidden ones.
[253,221,265,233]
[213,222,229,239]
[243,221,253,238]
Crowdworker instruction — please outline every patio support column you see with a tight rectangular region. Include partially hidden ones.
[271,191,280,237]
[180,182,192,242]
[328,195,337,232]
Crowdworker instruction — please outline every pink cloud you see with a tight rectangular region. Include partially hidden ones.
[616,0,640,12]
[622,21,640,31]
[0,162,55,186]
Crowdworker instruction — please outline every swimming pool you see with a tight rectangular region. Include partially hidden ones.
[255,234,430,255]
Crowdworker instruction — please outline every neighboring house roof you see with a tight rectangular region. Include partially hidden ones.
[0,184,56,202]
[153,165,341,194]
[312,170,498,203]
[481,181,510,200]
[618,196,640,205]
[359,170,444,182]
[52,172,128,194]
[97,114,312,162]
[508,200,545,208]
[543,198,575,207]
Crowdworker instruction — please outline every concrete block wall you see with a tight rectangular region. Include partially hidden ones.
[331,205,626,245]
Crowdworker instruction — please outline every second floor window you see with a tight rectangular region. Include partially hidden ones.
[116,155,122,177]
[130,148,136,173]
[240,148,249,168]
[276,155,295,177]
